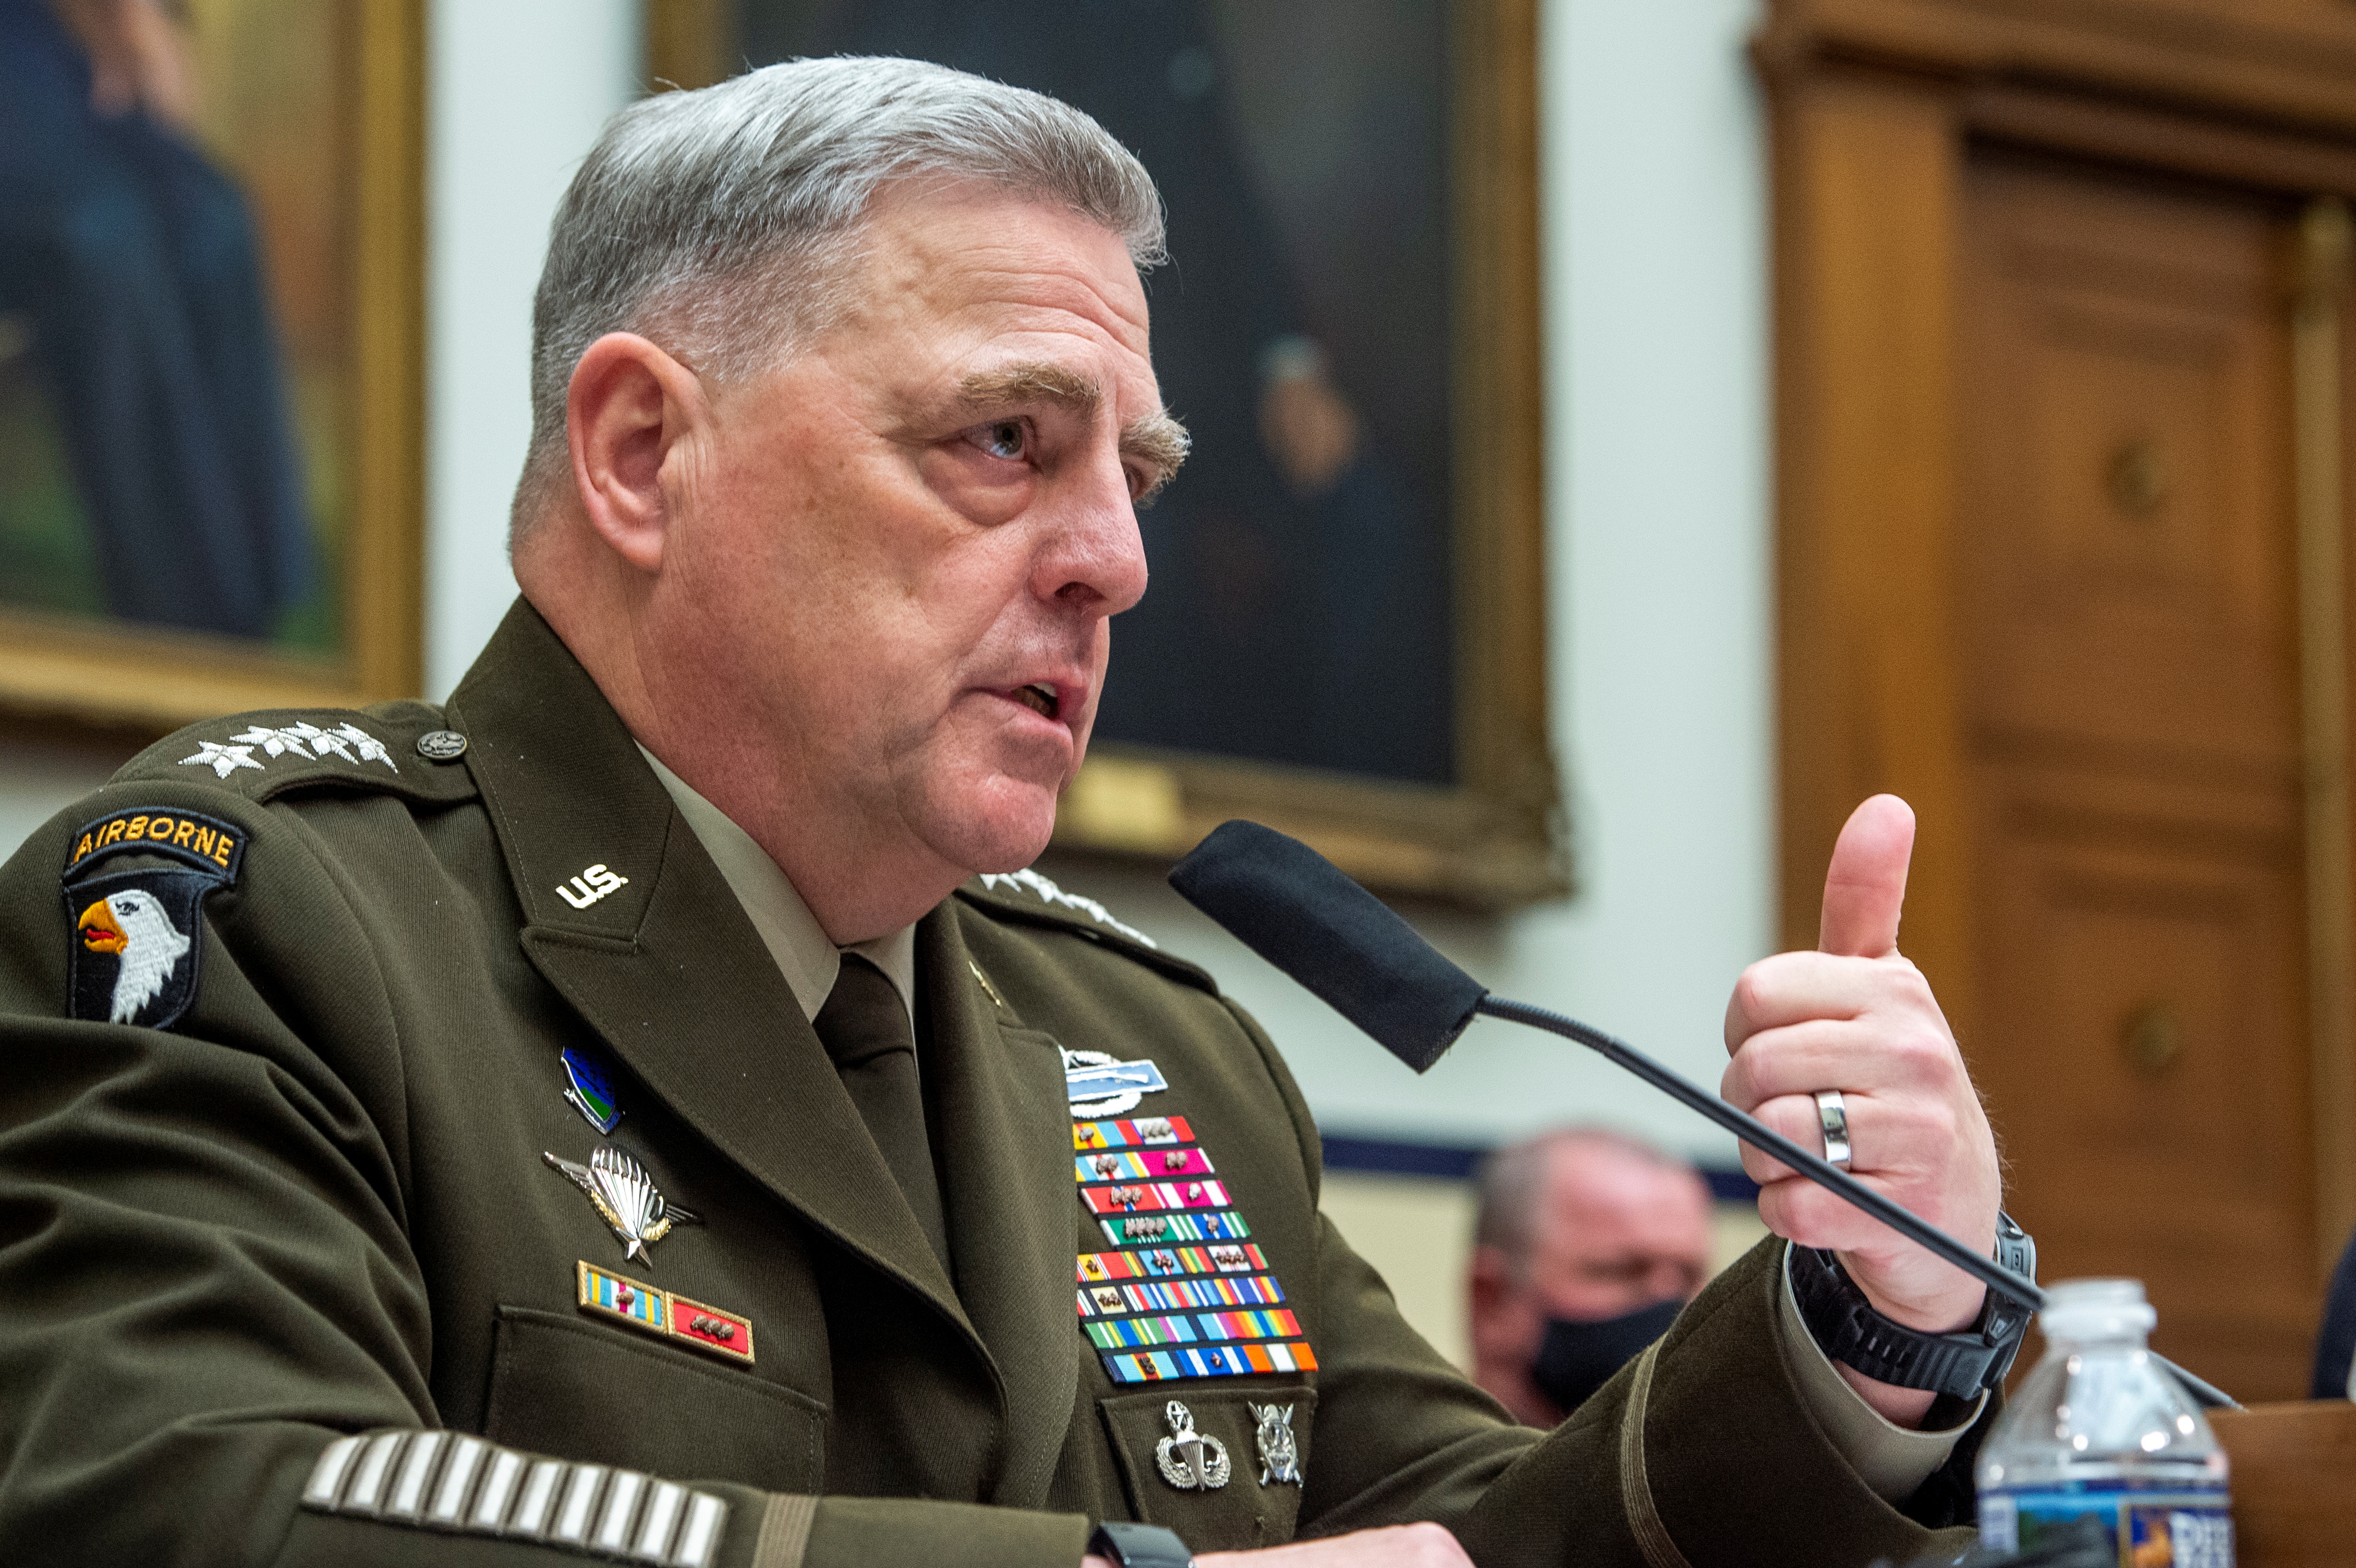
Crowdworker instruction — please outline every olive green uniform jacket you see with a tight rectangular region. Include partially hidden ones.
[0,603,1986,1567]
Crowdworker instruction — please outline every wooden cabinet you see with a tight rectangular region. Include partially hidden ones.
[1766,0,2356,1398]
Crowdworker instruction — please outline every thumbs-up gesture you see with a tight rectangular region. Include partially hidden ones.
[1721,795,2001,1428]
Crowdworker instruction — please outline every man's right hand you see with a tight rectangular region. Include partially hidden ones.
[1086,1521,1472,1568]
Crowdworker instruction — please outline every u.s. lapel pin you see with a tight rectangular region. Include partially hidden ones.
[543,1144,701,1263]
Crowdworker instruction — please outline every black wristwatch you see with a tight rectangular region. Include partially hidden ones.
[1788,1210,2036,1400]
[1089,1521,1195,1568]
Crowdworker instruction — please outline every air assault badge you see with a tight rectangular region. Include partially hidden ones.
[59,809,245,1030]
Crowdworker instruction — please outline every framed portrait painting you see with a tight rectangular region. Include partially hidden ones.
[0,0,424,731]
[649,0,1561,907]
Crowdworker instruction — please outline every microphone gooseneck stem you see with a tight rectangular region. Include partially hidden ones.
[1473,995,2046,1312]
[2149,1354,2240,1411]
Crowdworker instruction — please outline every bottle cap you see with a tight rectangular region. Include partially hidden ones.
[2038,1277,2157,1340]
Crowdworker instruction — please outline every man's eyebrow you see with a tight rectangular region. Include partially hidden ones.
[952,362,1101,415]
[1121,410,1190,504]
[952,362,1190,501]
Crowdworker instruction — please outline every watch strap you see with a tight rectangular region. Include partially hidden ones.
[1089,1520,1194,1568]
[1789,1210,2037,1400]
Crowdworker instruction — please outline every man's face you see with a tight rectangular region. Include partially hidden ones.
[652,188,1177,898]
[1467,1139,1714,1425]
[1524,1144,1713,1321]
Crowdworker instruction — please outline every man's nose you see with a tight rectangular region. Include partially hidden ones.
[1037,455,1149,616]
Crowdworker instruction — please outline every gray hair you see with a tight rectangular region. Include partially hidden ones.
[1471,1127,1699,1276]
[511,55,1166,539]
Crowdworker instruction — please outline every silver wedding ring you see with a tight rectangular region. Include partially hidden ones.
[1814,1090,1852,1170]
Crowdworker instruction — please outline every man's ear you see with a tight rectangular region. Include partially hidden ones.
[566,332,706,574]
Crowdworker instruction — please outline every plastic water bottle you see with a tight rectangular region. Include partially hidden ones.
[1977,1279,2232,1566]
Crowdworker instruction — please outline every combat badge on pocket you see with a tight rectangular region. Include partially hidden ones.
[59,809,246,1030]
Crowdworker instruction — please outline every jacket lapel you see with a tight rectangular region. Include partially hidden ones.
[918,906,1081,1509]
[445,601,969,1336]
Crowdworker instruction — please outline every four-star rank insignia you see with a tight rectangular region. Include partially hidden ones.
[180,719,399,776]
[544,1144,701,1263]
[59,809,246,1030]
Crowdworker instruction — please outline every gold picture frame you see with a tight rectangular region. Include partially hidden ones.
[647,0,1561,909]
[0,1,425,732]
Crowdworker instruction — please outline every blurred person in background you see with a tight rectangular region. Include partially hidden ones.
[1468,1127,1716,1426]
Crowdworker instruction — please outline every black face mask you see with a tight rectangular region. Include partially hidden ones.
[1529,1296,1684,1415]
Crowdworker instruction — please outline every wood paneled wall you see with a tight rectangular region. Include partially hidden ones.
[1762,0,2356,1399]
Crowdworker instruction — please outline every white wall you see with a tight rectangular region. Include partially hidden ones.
[1537,0,1773,1163]
[426,0,643,696]
[0,0,1773,1175]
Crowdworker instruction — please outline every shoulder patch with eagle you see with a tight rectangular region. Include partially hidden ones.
[59,808,246,1030]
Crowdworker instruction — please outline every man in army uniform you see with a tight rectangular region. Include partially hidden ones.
[0,58,2011,1568]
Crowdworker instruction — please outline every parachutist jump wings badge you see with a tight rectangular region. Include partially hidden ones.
[543,1146,701,1264]
[1154,1400,1231,1491]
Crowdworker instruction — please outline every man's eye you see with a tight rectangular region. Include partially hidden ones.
[968,419,1027,461]
[1577,1259,1647,1285]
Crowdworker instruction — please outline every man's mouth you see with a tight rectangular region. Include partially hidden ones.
[1012,683,1060,720]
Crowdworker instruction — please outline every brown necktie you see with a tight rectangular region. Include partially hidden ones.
[812,954,949,1269]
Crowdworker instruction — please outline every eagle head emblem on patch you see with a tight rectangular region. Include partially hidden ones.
[75,889,194,1024]
[60,809,244,1030]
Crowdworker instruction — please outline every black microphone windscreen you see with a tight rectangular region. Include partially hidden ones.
[1168,821,1487,1071]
